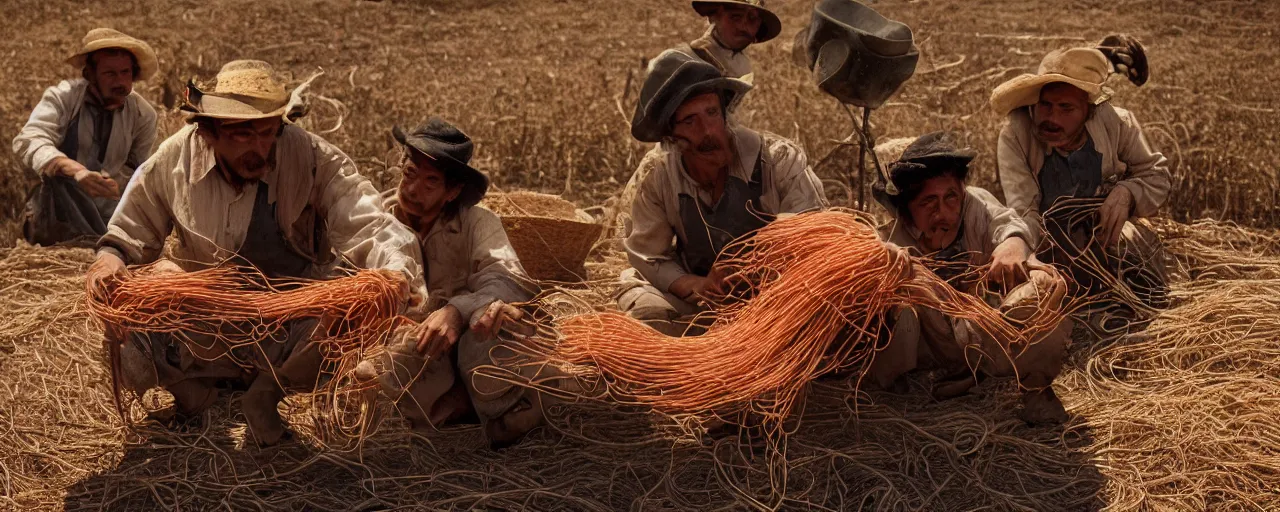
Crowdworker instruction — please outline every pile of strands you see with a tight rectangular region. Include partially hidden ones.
[550,210,1072,425]
[85,263,409,439]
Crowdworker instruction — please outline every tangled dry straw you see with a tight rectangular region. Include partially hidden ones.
[1,218,1279,509]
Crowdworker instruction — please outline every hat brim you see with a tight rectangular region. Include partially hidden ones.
[185,92,289,121]
[990,73,1104,115]
[67,38,159,82]
[393,126,490,208]
[631,76,753,143]
[691,1,782,43]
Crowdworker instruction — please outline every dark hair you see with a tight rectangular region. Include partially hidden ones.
[84,48,141,78]
[888,164,967,223]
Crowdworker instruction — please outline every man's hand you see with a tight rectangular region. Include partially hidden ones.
[74,168,120,199]
[471,300,525,339]
[1097,186,1134,248]
[85,251,129,299]
[414,304,465,360]
[668,267,726,304]
[986,236,1032,288]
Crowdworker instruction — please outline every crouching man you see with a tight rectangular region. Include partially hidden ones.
[85,61,429,445]
[992,37,1170,317]
[617,51,826,336]
[357,119,565,448]
[868,132,1073,424]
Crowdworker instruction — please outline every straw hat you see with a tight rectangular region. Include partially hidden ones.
[791,0,920,109]
[691,0,783,44]
[182,60,319,122]
[631,50,752,143]
[66,28,158,81]
[989,47,1113,115]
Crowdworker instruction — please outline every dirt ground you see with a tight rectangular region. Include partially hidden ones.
[0,0,1278,510]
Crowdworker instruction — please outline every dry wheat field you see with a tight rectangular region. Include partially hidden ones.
[0,0,1278,510]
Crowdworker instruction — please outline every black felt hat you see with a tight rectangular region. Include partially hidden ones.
[630,50,753,143]
[392,118,489,207]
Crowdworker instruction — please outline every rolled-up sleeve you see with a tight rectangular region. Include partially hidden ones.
[623,158,689,291]
[969,187,1030,248]
[13,81,75,176]
[1113,109,1171,218]
[99,153,174,265]
[768,139,828,213]
[446,209,538,324]
[312,136,429,300]
[996,118,1045,245]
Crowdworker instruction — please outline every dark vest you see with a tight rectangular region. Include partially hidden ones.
[676,154,771,276]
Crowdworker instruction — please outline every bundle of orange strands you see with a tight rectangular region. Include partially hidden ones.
[555,210,1067,422]
[86,263,409,426]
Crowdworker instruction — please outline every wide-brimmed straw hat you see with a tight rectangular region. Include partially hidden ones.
[631,50,752,143]
[691,0,783,44]
[989,47,1113,115]
[792,0,920,109]
[66,28,158,81]
[181,60,320,122]
[393,118,490,208]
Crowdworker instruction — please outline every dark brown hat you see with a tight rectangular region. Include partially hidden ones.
[630,51,752,143]
[691,0,783,44]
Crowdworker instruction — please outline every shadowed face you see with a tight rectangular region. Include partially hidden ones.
[397,150,462,223]
[708,5,762,51]
[1032,82,1091,150]
[906,174,964,252]
[669,92,733,178]
[204,118,281,183]
[85,50,136,109]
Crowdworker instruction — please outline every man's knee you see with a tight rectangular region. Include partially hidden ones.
[618,286,679,323]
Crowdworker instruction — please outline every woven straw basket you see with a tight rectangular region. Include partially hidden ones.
[482,191,603,283]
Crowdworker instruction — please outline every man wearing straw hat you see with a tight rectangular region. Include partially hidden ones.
[354,118,565,448]
[674,0,782,81]
[13,28,159,246]
[991,36,1170,321]
[868,132,1073,425]
[617,50,826,336]
[84,60,429,445]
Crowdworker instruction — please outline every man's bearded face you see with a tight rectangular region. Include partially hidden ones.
[708,5,762,51]
[670,92,733,173]
[1032,82,1091,149]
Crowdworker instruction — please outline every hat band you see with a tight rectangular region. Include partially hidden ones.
[195,94,287,119]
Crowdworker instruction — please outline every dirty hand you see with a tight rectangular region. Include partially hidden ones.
[985,236,1031,288]
[1097,186,1134,248]
[670,267,726,304]
[1026,262,1069,312]
[471,300,525,339]
[85,251,129,299]
[415,304,465,360]
[56,157,120,199]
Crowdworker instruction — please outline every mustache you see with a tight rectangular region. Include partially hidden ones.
[109,86,130,96]
[696,138,724,153]
[1038,121,1064,133]
[238,152,270,172]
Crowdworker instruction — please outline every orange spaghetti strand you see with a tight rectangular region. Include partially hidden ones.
[553,210,1070,421]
